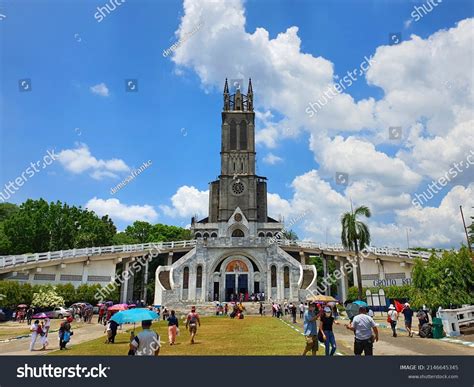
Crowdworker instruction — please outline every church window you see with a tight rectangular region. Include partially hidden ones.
[195,232,202,238]
[258,232,265,237]
[211,232,217,238]
[284,266,290,288]
[239,120,247,150]
[232,229,245,237]
[271,265,277,287]
[196,265,203,289]
[183,267,189,289]
[230,120,237,150]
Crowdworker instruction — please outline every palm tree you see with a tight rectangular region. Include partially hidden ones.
[283,229,298,241]
[341,204,371,300]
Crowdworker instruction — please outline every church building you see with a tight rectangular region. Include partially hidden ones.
[154,79,319,305]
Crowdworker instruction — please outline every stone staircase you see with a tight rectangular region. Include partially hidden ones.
[163,301,273,317]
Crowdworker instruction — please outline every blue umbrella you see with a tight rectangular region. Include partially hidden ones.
[111,308,158,325]
[353,300,368,307]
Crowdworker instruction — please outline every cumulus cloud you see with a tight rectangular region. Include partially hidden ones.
[57,143,130,180]
[85,197,158,223]
[263,153,283,165]
[160,185,209,218]
[168,0,473,247]
[90,82,110,97]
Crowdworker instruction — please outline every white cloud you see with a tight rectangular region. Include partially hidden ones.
[263,152,283,165]
[90,82,110,97]
[311,135,421,189]
[169,0,473,248]
[57,143,130,180]
[85,197,158,223]
[160,185,209,218]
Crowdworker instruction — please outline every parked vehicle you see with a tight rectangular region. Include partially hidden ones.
[46,307,72,319]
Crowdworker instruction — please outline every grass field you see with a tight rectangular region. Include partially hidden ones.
[49,316,326,356]
[0,320,85,341]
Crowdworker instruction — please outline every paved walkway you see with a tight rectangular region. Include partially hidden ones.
[0,323,106,356]
[279,314,474,356]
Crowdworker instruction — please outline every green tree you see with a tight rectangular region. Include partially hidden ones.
[341,205,371,300]
[113,232,139,245]
[2,199,116,254]
[283,229,298,240]
[55,283,76,305]
[124,221,153,243]
[0,203,19,221]
[412,247,474,309]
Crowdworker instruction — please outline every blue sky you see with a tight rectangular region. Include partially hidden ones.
[1,0,473,247]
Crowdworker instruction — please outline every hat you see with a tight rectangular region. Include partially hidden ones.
[388,304,395,310]
[324,307,331,313]
[404,303,410,307]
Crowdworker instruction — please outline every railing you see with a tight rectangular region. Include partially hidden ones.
[0,237,432,270]
[0,240,197,269]
[276,239,432,259]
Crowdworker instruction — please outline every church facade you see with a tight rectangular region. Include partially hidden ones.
[154,79,319,305]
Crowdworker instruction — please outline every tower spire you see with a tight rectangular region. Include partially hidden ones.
[247,78,253,111]
[223,78,230,111]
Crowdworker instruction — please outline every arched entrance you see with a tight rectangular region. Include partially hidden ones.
[225,259,249,301]
[211,254,262,302]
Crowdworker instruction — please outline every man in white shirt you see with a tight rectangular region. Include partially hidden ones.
[387,304,399,337]
[346,307,379,356]
[130,320,160,356]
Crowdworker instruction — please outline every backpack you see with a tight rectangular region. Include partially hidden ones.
[189,313,198,325]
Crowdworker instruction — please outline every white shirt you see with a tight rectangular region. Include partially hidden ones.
[132,329,160,356]
[388,310,398,321]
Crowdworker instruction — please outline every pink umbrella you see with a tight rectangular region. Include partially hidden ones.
[108,304,129,311]
[32,312,48,319]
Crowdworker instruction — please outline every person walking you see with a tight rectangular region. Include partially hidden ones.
[129,320,161,356]
[259,302,263,316]
[346,306,378,356]
[109,319,118,343]
[387,304,398,337]
[402,303,414,337]
[40,317,51,350]
[302,303,319,356]
[320,306,339,356]
[299,302,305,319]
[130,320,160,356]
[26,307,34,325]
[185,306,201,344]
[167,310,179,345]
[29,320,40,351]
[291,303,297,323]
[59,317,72,350]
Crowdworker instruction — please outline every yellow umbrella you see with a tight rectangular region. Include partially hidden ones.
[306,294,337,303]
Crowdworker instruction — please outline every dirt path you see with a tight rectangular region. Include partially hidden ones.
[0,323,107,356]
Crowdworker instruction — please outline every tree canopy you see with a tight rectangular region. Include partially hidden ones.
[0,200,191,255]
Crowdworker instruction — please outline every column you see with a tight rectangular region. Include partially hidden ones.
[81,261,89,284]
[120,261,130,303]
[276,265,283,301]
[142,257,149,302]
[299,251,306,265]
[267,266,272,301]
[189,266,197,301]
[201,263,207,302]
[167,252,173,266]
[322,256,328,295]
[335,257,348,303]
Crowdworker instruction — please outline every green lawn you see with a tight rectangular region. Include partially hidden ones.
[49,316,326,356]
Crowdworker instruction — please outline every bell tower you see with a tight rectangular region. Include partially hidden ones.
[207,79,268,227]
